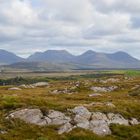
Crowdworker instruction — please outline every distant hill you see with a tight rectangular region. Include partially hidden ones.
[4,61,78,71]
[1,49,140,70]
[0,49,24,65]
[28,50,75,63]
[74,50,140,69]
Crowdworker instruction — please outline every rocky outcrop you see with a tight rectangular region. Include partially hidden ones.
[91,86,118,92]
[7,106,140,136]
[19,84,35,89]
[100,78,120,84]
[51,88,76,95]
[82,102,116,108]
[19,82,49,89]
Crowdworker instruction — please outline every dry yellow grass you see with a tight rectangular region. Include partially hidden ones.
[0,73,140,140]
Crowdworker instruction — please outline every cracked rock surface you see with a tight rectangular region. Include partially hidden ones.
[7,106,140,136]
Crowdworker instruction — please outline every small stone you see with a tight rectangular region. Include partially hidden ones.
[88,93,102,97]
[0,130,7,134]
[8,87,22,90]
[105,102,116,108]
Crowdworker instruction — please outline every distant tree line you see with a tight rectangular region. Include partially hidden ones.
[0,77,49,86]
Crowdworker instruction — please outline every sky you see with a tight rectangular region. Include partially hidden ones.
[0,0,140,59]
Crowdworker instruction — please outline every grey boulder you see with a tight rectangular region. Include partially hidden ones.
[47,110,71,125]
[8,109,47,126]
[107,113,129,125]
[89,120,111,136]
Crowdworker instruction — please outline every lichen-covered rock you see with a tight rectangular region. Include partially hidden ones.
[7,106,139,136]
[58,123,74,134]
[8,109,46,126]
[71,106,91,120]
[90,112,111,135]
[76,120,90,130]
[107,113,129,125]
[89,120,111,136]
[47,110,71,125]
[91,112,108,121]
[44,117,52,125]
[71,106,91,130]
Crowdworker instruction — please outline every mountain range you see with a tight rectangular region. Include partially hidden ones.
[0,49,140,70]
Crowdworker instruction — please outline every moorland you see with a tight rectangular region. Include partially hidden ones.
[0,70,140,140]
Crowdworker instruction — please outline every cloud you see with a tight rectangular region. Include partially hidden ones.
[91,0,140,13]
[0,0,139,59]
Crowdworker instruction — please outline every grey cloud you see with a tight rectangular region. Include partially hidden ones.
[131,16,140,28]
[0,0,139,59]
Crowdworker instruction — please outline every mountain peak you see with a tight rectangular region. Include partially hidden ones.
[81,50,96,56]
[113,51,129,55]
[45,50,72,55]
[85,50,96,54]
[28,50,74,62]
[0,50,24,65]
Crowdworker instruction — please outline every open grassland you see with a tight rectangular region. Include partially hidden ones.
[0,70,140,140]
[0,69,140,79]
